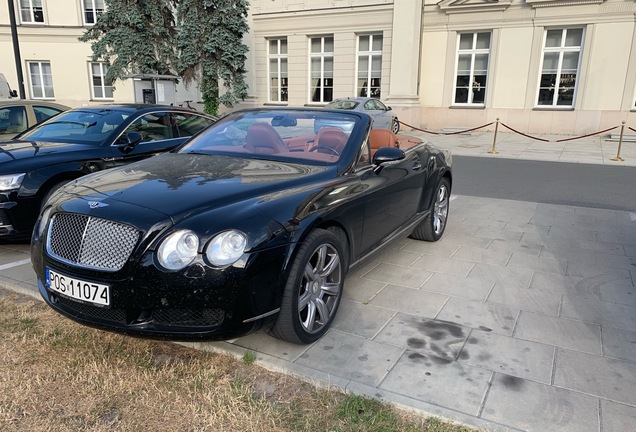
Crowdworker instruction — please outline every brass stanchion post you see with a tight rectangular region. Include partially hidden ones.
[610,121,626,162]
[488,118,500,154]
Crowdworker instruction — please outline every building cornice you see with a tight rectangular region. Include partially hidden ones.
[438,0,513,14]
[525,0,606,8]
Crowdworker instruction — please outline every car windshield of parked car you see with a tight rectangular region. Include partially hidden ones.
[18,109,130,144]
[325,100,359,110]
[179,110,357,164]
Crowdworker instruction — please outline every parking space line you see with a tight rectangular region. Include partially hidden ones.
[0,258,32,271]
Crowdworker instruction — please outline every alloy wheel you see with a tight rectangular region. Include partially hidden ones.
[297,243,342,334]
[433,183,449,235]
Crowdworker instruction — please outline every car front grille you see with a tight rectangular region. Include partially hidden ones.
[54,294,224,329]
[152,308,225,328]
[47,213,140,271]
[56,296,127,324]
[0,210,12,227]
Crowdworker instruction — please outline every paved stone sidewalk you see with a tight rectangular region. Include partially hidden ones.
[1,195,636,431]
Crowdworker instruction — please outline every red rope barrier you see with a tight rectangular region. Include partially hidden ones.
[397,120,494,135]
[555,125,618,142]
[398,119,629,144]
[499,122,549,142]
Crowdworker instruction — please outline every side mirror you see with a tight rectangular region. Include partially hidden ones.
[372,146,405,165]
[117,131,143,153]
[10,90,18,98]
[387,106,392,111]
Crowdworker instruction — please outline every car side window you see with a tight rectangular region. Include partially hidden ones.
[0,106,28,135]
[363,101,375,111]
[33,105,63,123]
[174,113,215,137]
[122,112,175,143]
[373,100,387,111]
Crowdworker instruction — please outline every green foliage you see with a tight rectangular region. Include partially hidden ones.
[242,350,256,365]
[79,0,178,86]
[80,0,249,114]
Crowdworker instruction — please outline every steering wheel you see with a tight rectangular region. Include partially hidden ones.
[309,145,340,156]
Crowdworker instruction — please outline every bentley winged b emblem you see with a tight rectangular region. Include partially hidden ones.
[88,201,108,209]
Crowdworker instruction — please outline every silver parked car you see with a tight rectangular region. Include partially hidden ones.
[324,97,399,134]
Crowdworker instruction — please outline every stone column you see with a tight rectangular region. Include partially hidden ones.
[386,0,422,108]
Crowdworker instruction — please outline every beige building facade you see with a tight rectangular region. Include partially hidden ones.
[2,0,636,134]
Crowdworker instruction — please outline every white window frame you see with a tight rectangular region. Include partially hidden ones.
[356,33,383,98]
[308,36,334,104]
[82,0,104,26]
[535,27,584,109]
[453,31,491,107]
[267,38,288,103]
[27,61,54,99]
[89,62,113,100]
[19,0,44,24]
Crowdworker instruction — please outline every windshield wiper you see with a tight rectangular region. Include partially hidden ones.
[43,121,97,128]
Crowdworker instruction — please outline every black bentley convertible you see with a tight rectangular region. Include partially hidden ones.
[31,108,452,344]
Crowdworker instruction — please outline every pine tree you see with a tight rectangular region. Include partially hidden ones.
[79,0,249,116]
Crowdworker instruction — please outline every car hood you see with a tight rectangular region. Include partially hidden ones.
[61,153,335,223]
[0,139,96,163]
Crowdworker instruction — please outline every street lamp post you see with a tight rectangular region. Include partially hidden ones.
[7,0,26,99]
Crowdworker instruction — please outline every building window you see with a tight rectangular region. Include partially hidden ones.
[20,0,44,23]
[309,36,334,103]
[357,34,382,98]
[90,62,113,99]
[454,32,491,105]
[537,28,584,108]
[268,38,288,103]
[28,61,54,99]
[83,0,104,25]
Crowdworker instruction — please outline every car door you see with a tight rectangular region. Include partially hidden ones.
[110,111,190,166]
[363,99,392,129]
[32,105,65,126]
[0,105,28,140]
[356,142,429,253]
[371,100,393,129]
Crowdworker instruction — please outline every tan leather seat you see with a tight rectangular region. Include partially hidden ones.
[245,123,288,154]
[312,127,348,155]
[369,129,399,156]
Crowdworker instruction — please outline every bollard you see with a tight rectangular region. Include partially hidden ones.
[488,118,500,154]
[610,121,626,162]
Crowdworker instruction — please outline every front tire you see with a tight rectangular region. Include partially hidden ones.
[410,177,450,242]
[392,118,400,134]
[272,229,345,344]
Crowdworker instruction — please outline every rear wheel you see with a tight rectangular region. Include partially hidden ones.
[272,229,346,344]
[410,177,450,242]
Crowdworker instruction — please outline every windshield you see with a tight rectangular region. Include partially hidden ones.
[179,110,358,164]
[325,100,359,110]
[19,109,130,144]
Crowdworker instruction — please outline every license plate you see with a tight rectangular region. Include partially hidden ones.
[46,268,110,307]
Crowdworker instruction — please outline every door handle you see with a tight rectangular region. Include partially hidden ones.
[412,161,422,171]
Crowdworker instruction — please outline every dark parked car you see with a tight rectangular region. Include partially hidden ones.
[0,104,215,239]
[31,108,452,344]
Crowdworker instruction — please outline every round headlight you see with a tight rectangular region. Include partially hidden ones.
[205,230,247,267]
[157,230,199,270]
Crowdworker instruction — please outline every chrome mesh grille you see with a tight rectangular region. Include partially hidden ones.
[47,213,140,271]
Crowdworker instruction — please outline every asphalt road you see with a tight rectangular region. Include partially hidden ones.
[452,156,636,212]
